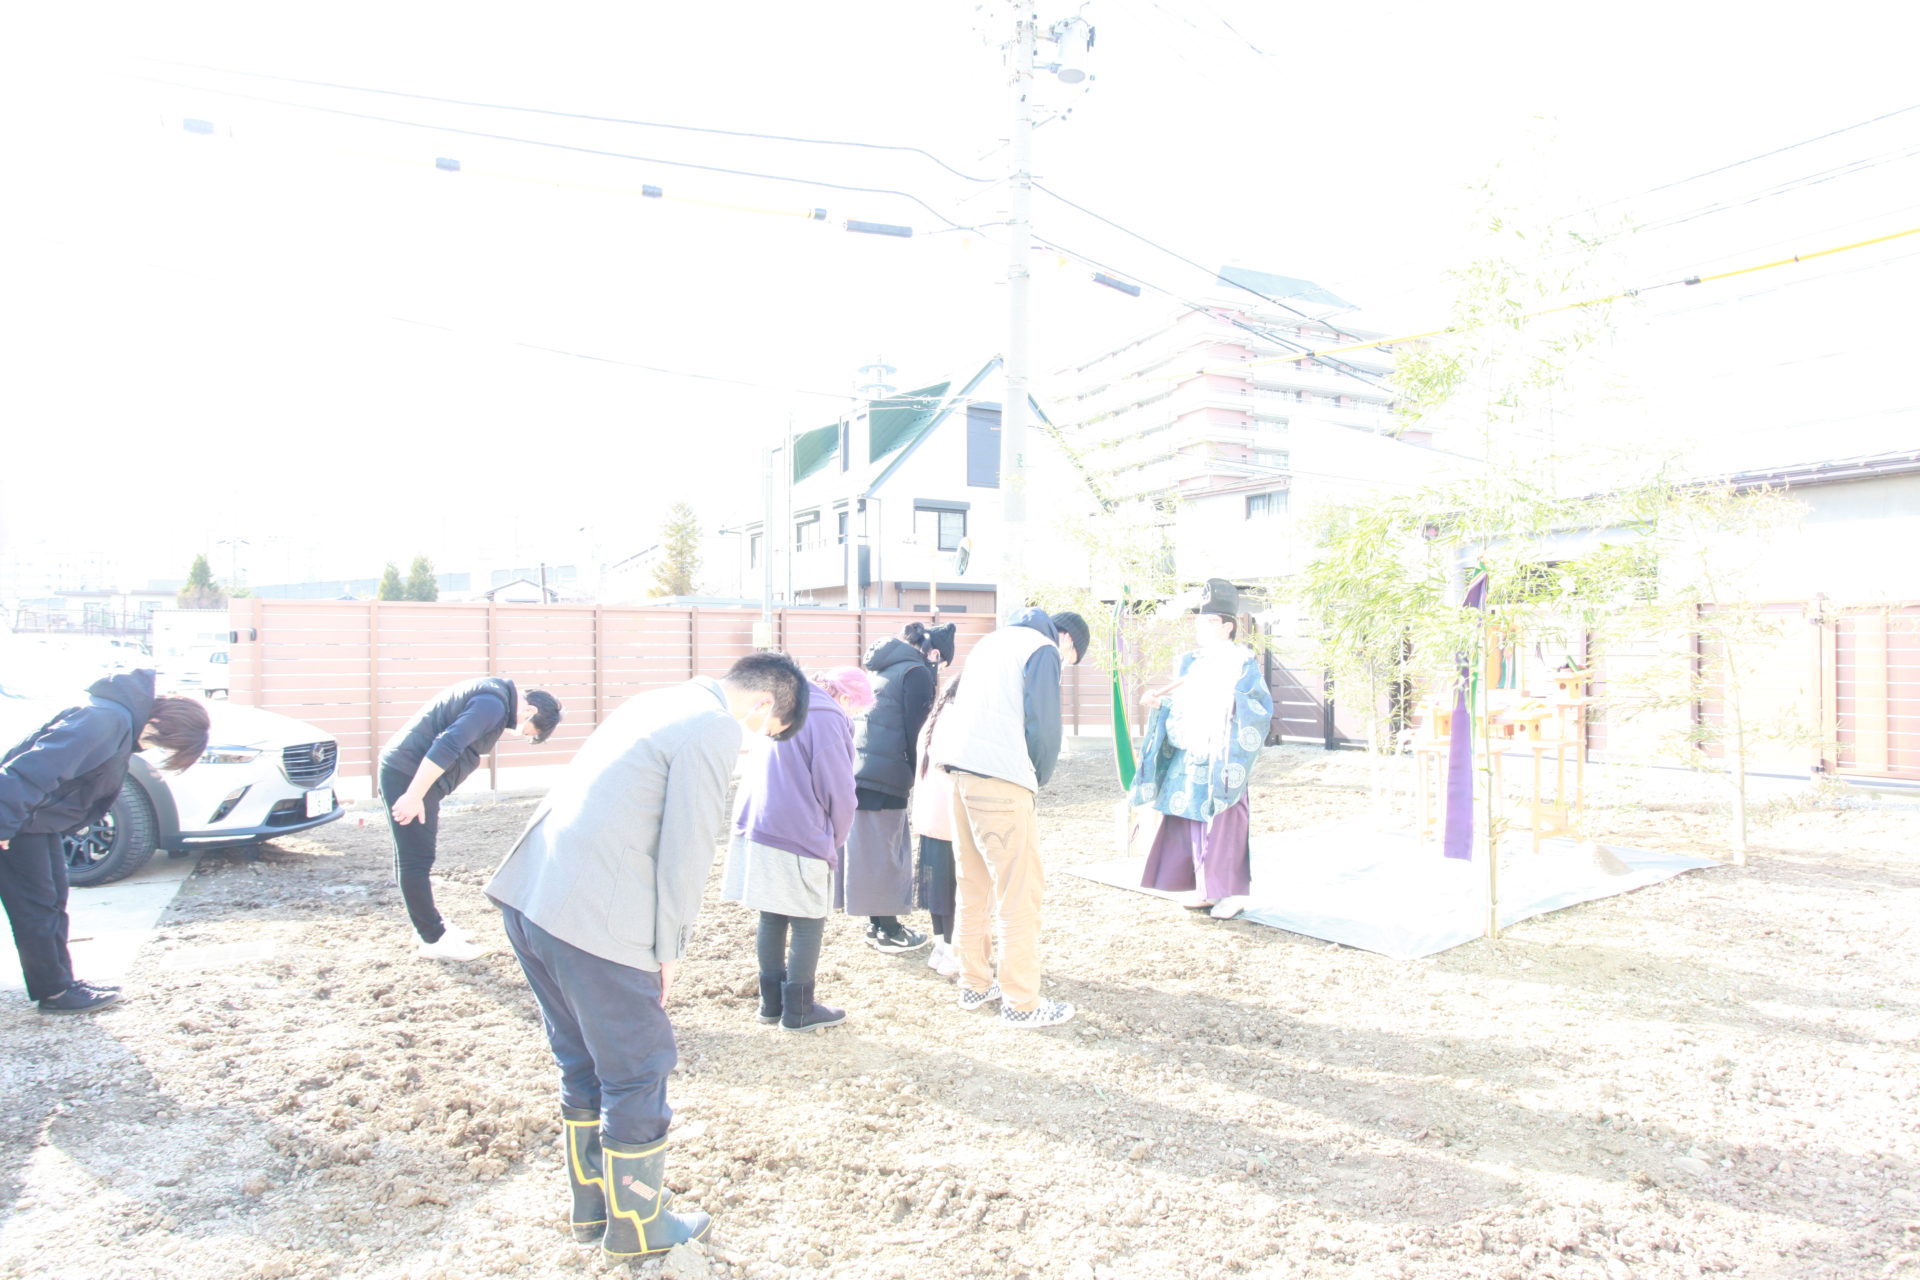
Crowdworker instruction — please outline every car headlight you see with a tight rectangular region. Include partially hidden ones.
[201,746,263,765]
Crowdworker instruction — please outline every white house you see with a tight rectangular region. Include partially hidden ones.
[733,359,1085,616]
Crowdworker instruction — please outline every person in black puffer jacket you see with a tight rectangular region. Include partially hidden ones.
[0,669,208,1013]
[837,622,949,954]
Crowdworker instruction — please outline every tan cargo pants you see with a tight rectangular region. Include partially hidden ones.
[949,771,1045,1012]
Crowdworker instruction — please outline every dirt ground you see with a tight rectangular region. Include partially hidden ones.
[2,742,1916,1280]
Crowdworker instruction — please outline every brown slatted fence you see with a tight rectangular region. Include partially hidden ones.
[227,600,1007,783]
[1827,603,1920,781]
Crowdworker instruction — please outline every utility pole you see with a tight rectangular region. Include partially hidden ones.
[758,426,776,647]
[217,537,249,592]
[1001,3,1036,607]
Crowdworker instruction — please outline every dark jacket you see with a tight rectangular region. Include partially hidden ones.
[0,669,155,840]
[853,637,936,805]
[1010,608,1066,788]
[379,677,518,797]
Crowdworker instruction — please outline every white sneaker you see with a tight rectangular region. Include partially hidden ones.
[439,921,476,943]
[418,933,492,961]
[957,982,1002,1012]
[1000,997,1075,1029]
[926,942,962,978]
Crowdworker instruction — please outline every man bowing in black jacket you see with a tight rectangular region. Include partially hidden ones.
[1,670,209,1012]
[381,678,561,961]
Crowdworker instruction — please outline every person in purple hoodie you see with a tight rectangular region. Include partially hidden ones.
[721,667,872,1032]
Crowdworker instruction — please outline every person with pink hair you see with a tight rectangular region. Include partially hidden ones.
[720,668,869,1031]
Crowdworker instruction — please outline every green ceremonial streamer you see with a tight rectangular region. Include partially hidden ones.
[1111,591,1137,792]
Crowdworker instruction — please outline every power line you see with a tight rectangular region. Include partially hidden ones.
[1643,196,1920,281]
[1646,244,1920,319]
[1175,223,1920,378]
[1634,141,1920,234]
[155,115,933,232]
[129,74,975,230]
[1032,181,1365,343]
[1032,235,1397,394]
[133,57,998,183]
[121,251,981,407]
[1572,101,1920,217]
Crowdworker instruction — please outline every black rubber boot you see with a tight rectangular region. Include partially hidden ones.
[601,1137,711,1261]
[779,981,847,1033]
[756,974,784,1025]
[562,1107,607,1242]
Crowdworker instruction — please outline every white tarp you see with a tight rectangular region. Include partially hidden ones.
[1066,820,1720,959]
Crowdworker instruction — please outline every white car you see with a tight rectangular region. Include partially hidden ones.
[0,680,344,886]
[162,646,231,698]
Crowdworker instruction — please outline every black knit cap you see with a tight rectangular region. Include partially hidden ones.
[923,622,957,666]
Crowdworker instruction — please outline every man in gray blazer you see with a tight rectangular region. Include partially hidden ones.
[486,652,809,1262]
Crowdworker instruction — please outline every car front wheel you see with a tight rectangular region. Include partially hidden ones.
[63,779,160,887]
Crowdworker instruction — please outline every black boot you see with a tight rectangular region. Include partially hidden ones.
[562,1107,607,1242]
[779,981,847,1033]
[757,974,784,1025]
[601,1137,711,1261]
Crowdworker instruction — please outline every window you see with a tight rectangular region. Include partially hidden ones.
[837,512,849,546]
[795,513,824,552]
[966,405,1000,487]
[1245,490,1287,520]
[748,534,762,569]
[914,505,966,551]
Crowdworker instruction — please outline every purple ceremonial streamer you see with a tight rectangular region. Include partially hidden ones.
[1443,571,1489,860]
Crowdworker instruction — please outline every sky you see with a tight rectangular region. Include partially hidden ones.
[3,1,1917,591]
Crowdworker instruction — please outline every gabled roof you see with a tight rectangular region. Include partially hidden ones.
[867,382,952,463]
[778,358,1105,507]
[791,380,957,485]
[1215,265,1351,311]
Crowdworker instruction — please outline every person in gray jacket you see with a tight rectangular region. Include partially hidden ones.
[485,652,809,1263]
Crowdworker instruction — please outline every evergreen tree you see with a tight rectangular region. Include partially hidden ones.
[404,556,439,602]
[650,502,703,598]
[177,553,228,608]
[377,562,406,600]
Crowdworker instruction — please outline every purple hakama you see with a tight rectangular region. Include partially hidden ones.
[1139,795,1252,899]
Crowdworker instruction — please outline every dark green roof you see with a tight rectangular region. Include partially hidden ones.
[867,382,950,463]
[787,379,955,485]
[791,422,840,484]
[1216,265,1351,310]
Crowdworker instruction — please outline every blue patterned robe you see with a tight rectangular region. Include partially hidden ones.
[1128,644,1273,821]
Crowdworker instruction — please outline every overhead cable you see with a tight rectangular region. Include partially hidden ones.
[1033,181,1364,342]
[1571,101,1920,218]
[162,119,924,232]
[132,56,998,183]
[130,74,974,230]
[1035,235,1396,393]
[1634,142,1920,234]
[1173,224,1920,378]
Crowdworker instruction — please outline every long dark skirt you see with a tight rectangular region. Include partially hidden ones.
[835,807,917,916]
[1139,796,1252,900]
[916,835,956,919]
